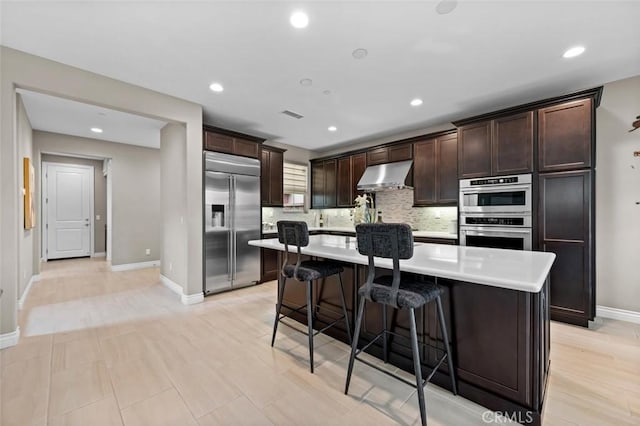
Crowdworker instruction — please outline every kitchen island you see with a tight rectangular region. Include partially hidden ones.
[249,235,555,425]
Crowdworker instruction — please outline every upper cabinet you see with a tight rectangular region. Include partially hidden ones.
[413,131,458,206]
[366,143,413,165]
[457,111,533,178]
[203,125,263,159]
[538,98,592,172]
[337,153,367,207]
[311,159,337,209]
[261,145,285,207]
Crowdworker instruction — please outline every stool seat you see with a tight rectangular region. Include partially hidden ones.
[283,260,344,281]
[362,275,443,309]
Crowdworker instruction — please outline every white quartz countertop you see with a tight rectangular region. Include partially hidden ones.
[249,234,555,293]
[262,227,458,240]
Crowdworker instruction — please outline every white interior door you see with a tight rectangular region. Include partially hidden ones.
[45,163,93,259]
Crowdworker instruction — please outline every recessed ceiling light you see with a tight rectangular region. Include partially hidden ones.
[563,46,585,58]
[352,48,368,59]
[91,127,103,133]
[290,11,309,29]
[299,78,313,87]
[410,98,423,107]
[436,0,458,15]
[323,90,332,96]
[209,82,224,92]
[328,126,337,132]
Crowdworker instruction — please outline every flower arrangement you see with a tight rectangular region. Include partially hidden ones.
[353,193,375,224]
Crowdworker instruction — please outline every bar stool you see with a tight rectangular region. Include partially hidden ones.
[344,223,457,426]
[271,220,352,373]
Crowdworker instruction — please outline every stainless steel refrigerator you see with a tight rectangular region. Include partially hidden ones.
[204,151,261,295]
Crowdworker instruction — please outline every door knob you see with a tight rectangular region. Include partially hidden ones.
[85,224,90,227]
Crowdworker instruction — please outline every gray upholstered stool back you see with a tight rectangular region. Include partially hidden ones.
[355,223,414,308]
[276,220,309,280]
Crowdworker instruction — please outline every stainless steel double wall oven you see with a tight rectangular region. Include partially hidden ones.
[459,174,532,250]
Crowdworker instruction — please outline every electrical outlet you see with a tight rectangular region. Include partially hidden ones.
[96,214,101,220]
[145,248,151,256]
[169,262,173,271]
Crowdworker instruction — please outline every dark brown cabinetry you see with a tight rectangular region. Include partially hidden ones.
[260,248,279,283]
[539,170,593,326]
[413,132,458,206]
[538,98,592,172]
[260,146,285,207]
[457,112,533,178]
[366,143,413,165]
[311,159,337,209]
[203,125,263,159]
[337,153,366,207]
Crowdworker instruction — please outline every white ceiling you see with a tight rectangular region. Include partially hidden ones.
[3,1,640,152]
[18,90,167,149]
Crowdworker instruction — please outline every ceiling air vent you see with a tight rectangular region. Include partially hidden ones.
[281,110,304,119]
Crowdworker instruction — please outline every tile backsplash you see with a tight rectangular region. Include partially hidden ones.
[263,189,457,232]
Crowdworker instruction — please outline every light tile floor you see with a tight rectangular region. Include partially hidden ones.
[1,258,639,425]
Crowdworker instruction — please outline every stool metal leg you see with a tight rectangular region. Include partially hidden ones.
[382,305,388,363]
[271,274,286,347]
[345,296,366,394]
[436,295,457,395]
[307,280,315,373]
[337,273,352,344]
[409,308,427,426]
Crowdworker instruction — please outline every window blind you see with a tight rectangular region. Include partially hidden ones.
[283,163,307,194]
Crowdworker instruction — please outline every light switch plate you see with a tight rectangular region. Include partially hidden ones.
[96,214,101,220]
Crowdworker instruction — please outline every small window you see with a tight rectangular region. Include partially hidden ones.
[283,162,307,212]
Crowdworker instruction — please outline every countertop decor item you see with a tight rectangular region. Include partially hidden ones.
[353,193,375,224]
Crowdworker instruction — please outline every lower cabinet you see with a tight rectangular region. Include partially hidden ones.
[260,248,279,283]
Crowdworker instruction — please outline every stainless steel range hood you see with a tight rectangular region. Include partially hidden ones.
[357,160,413,192]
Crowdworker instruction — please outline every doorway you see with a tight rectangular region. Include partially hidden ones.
[42,162,94,260]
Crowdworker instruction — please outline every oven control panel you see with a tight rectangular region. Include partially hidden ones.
[463,217,525,226]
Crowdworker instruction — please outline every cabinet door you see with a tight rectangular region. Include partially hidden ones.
[311,161,325,209]
[351,153,367,199]
[413,138,437,205]
[204,131,234,153]
[367,147,388,165]
[260,150,271,205]
[260,248,279,283]
[492,112,533,175]
[539,170,592,325]
[458,121,492,178]
[450,281,533,406]
[269,150,283,206]
[234,138,259,158]
[437,133,458,204]
[337,157,353,207]
[389,143,413,162]
[323,159,337,208]
[538,99,592,172]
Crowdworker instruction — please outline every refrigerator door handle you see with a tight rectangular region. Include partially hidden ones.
[227,175,233,282]
[230,175,236,282]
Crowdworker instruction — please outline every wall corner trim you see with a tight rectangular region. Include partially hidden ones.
[160,274,203,305]
[0,327,21,350]
[18,274,41,310]
[110,260,160,272]
[596,305,640,325]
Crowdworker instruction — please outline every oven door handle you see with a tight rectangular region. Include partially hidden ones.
[462,228,532,236]
[460,185,531,194]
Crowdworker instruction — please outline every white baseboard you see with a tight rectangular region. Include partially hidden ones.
[18,274,40,310]
[0,327,20,350]
[596,305,640,325]
[111,260,160,272]
[92,252,106,258]
[160,274,183,296]
[181,292,204,305]
[160,274,204,305]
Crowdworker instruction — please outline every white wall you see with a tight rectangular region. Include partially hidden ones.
[17,94,34,300]
[595,74,640,313]
[34,131,161,266]
[0,46,202,337]
[160,123,188,290]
